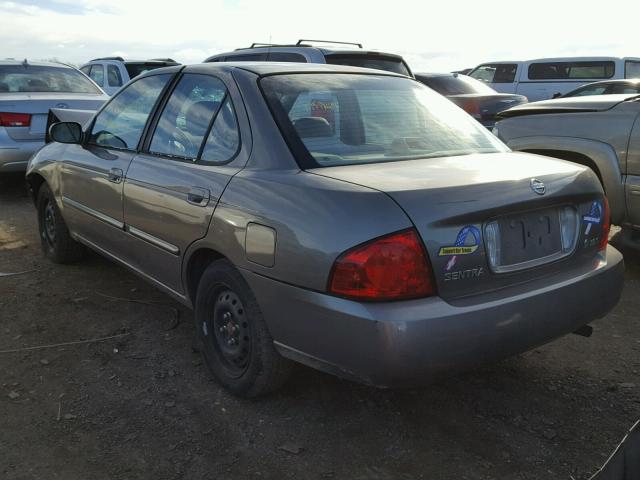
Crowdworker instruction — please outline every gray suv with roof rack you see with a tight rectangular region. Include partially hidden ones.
[80,57,179,96]
[203,39,413,77]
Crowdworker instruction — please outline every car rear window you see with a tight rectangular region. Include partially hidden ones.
[324,54,410,76]
[528,61,615,80]
[124,62,175,79]
[417,74,496,95]
[0,65,102,94]
[261,73,505,169]
[469,64,518,83]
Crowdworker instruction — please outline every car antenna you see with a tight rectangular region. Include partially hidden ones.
[267,34,272,60]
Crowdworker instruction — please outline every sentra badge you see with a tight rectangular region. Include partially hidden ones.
[439,225,481,256]
[583,201,602,235]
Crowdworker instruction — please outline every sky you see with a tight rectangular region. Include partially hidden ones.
[1,0,640,72]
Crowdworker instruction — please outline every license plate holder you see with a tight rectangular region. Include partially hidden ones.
[497,208,562,267]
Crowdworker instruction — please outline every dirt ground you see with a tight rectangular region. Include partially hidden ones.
[1,172,639,480]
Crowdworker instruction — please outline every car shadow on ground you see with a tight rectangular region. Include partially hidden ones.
[0,173,29,201]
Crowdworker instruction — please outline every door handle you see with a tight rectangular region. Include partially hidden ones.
[186,187,210,207]
[107,168,123,184]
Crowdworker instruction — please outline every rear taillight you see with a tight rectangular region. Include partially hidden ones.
[328,228,436,301]
[0,112,31,127]
[599,197,611,252]
[459,99,481,119]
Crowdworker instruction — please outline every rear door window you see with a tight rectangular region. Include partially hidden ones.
[107,65,123,87]
[88,73,172,150]
[469,64,517,83]
[528,61,615,80]
[149,74,228,159]
[89,65,104,87]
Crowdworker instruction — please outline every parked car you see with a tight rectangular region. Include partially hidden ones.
[80,57,179,95]
[468,57,640,101]
[204,39,412,76]
[26,62,623,397]
[561,79,640,98]
[0,60,108,173]
[494,94,640,239]
[415,72,527,128]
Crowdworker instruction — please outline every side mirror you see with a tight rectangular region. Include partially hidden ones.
[552,92,562,99]
[49,122,83,144]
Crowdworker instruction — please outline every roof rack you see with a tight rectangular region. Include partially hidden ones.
[149,58,177,63]
[90,56,125,62]
[296,39,363,48]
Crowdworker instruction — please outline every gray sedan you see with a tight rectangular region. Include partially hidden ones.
[0,60,108,172]
[26,63,624,397]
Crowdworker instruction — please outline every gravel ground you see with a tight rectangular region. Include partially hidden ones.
[1,172,639,480]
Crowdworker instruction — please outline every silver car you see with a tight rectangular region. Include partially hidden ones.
[0,60,108,172]
[26,63,624,397]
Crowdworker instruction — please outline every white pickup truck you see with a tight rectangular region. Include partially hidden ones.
[469,57,640,102]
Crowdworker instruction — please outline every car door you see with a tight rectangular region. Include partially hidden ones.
[59,72,174,258]
[121,72,248,294]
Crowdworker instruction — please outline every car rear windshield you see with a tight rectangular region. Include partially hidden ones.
[261,73,506,169]
[418,74,496,95]
[125,62,174,79]
[324,54,410,76]
[0,65,102,94]
[469,64,518,83]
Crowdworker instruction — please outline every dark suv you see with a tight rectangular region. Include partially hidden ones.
[204,39,412,76]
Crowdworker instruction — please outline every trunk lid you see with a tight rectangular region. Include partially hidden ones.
[310,152,606,300]
[0,93,106,141]
[448,93,528,121]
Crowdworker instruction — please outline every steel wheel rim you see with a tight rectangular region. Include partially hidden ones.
[205,289,251,377]
[43,201,56,248]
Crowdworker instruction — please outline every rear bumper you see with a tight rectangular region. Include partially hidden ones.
[244,246,624,387]
[0,131,42,172]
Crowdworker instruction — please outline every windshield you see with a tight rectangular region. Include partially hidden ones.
[325,54,410,76]
[125,62,174,79]
[0,65,102,94]
[469,63,518,83]
[418,74,496,95]
[261,73,506,168]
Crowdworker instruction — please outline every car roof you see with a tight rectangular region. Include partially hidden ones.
[0,60,75,69]
[209,44,404,59]
[184,61,408,77]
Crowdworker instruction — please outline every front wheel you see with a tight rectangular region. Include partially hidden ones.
[37,184,84,263]
[194,260,292,397]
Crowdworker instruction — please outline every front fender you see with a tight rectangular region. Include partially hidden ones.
[25,142,67,207]
[505,136,625,225]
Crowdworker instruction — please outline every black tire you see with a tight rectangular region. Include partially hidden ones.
[195,259,292,397]
[37,183,84,263]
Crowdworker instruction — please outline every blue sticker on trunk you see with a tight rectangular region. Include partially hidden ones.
[439,225,481,272]
[583,201,602,235]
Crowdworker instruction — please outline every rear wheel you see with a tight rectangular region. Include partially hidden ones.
[195,259,292,397]
[37,184,84,263]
